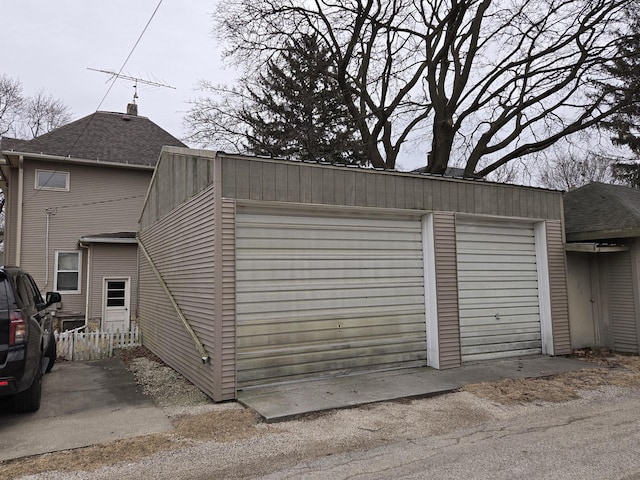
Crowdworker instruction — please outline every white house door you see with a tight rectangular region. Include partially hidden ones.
[103,278,131,332]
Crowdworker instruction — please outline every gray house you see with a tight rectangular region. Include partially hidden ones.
[564,182,640,353]
[138,147,571,402]
[0,106,185,331]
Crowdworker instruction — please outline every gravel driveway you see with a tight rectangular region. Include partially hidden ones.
[3,349,639,479]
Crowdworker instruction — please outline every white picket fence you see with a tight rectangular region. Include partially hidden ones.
[55,325,141,361]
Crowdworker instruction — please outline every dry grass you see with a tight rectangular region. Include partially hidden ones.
[0,433,177,479]
[463,354,640,404]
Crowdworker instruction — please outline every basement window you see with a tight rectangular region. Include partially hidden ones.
[35,170,69,191]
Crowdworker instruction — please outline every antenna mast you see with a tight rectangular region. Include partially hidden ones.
[87,67,175,105]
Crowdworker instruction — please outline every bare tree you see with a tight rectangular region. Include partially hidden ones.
[0,76,71,141]
[211,0,637,175]
[537,148,614,191]
[0,74,24,137]
[18,89,71,138]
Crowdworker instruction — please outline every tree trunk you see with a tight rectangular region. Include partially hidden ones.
[428,115,455,174]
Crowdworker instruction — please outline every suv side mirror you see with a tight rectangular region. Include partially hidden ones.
[44,292,62,309]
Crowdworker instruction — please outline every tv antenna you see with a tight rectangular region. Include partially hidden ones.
[87,67,175,104]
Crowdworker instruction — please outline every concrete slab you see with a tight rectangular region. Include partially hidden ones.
[0,358,172,461]
[238,356,591,422]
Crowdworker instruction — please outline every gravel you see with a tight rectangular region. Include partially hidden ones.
[8,350,640,480]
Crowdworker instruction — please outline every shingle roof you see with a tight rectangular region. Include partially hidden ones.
[2,111,186,167]
[0,137,29,151]
[564,182,640,241]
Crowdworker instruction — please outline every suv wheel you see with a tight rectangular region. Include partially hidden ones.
[12,370,42,413]
[44,332,56,373]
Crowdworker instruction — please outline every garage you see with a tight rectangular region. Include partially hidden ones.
[137,147,570,401]
[456,220,542,362]
[235,210,427,387]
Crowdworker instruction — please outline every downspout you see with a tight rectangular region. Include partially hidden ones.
[43,207,57,290]
[137,235,209,363]
[16,155,24,266]
[79,242,91,327]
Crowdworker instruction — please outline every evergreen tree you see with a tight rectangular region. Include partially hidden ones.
[238,34,366,165]
[601,6,640,155]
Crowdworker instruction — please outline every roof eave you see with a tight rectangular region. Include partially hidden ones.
[1,150,156,171]
[566,228,640,243]
[79,236,138,244]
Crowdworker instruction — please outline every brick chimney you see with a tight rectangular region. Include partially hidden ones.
[126,103,138,116]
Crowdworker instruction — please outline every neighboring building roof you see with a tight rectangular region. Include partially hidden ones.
[411,166,470,178]
[0,137,29,151]
[564,182,640,241]
[1,110,186,167]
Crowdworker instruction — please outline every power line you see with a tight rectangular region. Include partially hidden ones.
[24,0,165,206]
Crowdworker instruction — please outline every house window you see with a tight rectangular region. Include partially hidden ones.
[35,170,69,191]
[55,251,81,293]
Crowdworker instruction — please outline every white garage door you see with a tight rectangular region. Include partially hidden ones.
[456,220,541,362]
[236,211,426,387]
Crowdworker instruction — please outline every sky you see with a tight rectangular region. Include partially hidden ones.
[2,0,231,144]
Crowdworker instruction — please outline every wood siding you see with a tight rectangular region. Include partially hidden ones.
[86,243,138,321]
[546,221,571,355]
[607,252,639,353]
[140,148,215,230]
[138,185,227,400]
[432,213,461,369]
[220,155,562,220]
[8,159,151,313]
[235,211,426,387]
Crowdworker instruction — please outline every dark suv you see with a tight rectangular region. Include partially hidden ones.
[0,266,61,412]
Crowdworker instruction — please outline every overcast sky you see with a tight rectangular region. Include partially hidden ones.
[3,0,229,143]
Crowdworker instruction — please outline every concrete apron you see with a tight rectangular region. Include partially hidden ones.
[0,358,172,462]
[238,356,591,422]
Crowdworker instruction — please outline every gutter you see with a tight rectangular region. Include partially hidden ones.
[137,235,210,363]
[565,242,630,253]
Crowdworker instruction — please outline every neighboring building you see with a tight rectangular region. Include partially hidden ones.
[564,182,640,354]
[137,146,571,402]
[0,107,186,332]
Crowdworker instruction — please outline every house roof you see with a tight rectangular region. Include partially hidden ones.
[1,110,186,167]
[564,182,640,241]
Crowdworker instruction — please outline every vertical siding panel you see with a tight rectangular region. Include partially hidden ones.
[546,220,571,355]
[275,164,288,202]
[433,212,461,368]
[373,173,386,208]
[440,182,451,212]
[287,165,300,203]
[300,165,313,203]
[423,178,433,211]
[431,180,442,211]
[234,159,250,199]
[249,161,263,201]
[311,167,323,204]
[334,169,346,206]
[322,168,335,204]
[607,252,639,353]
[395,176,406,209]
[413,177,424,210]
[365,173,377,207]
[473,184,483,214]
[354,171,366,206]
[262,162,276,201]
[221,157,236,198]
[344,170,356,206]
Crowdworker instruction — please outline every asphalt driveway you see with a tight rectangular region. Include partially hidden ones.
[0,358,172,461]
